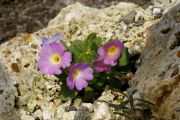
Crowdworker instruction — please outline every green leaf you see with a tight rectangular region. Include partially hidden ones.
[83,87,94,102]
[118,47,130,66]
[90,37,102,51]
[96,79,105,87]
[85,33,103,52]
[59,85,78,101]
[69,40,87,54]
[69,33,103,64]
[55,69,68,82]
[109,77,124,90]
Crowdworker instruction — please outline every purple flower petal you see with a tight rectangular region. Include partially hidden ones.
[81,67,94,80]
[42,33,64,45]
[94,56,111,72]
[51,34,64,42]
[66,77,75,89]
[97,40,124,66]
[37,42,72,75]
[97,47,105,56]
[39,44,53,58]
[47,66,62,75]
[42,37,49,44]
[61,51,72,68]
[66,63,93,90]
[75,78,88,91]
[104,57,117,66]
[37,58,62,75]
[50,42,66,55]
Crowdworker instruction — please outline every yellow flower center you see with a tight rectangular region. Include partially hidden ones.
[73,69,80,78]
[107,46,118,56]
[50,53,61,65]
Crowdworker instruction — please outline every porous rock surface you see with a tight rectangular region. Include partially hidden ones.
[130,2,180,119]
[0,1,178,119]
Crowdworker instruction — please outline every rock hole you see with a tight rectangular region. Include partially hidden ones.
[171,68,179,78]
[31,44,39,49]
[35,118,40,120]
[175,31,180,42]
[14,96,20,109]
[171,113,176,119]
[160,27,171,34]
[176,50,180,58]
[24,63,30,68]
[11,63,20,73]
[0,90,3,94]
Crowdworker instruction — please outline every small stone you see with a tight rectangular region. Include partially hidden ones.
[56,101,72,119]
[92,102,112,120]
[98,90,115,102]
[21,111,35,120]
[45,82,55,90]
[73,98,82,108]
[63,111,76,120]
[32,109,42,120]
[127,72,134,79]
[27,100,37,112]
[42,106,51,120]
[56,106,65,119]
[81,103,94,112]
[53,99,61,106]
[153,7,163,18]
[120,11,136,24]
[74,106,91,120]
[37,93,43,100]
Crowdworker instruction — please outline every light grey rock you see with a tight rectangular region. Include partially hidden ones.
[63,111,76,120]
[21,115,35,120]
[0,63,17,114]
[129,2,180,119]
[81,103,93,112]
[120,11,136,24]
[92,102,112,120]
[98,89,115,102]
[152,7,163,18]
[21,110,35,120]
[27,100,37,112]
[56,100,71,120]
[73,98,82,109]
[32,109,43,120]
[74,106,91,120]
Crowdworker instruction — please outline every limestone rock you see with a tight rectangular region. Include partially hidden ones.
[98,89,115,102]
[63,111,76,120]
[0,2,151,119]
[0,1,177,120]
[0,62,17,114]
[92,102,112,120]
[130,2,180,119]
[74,106,91,120]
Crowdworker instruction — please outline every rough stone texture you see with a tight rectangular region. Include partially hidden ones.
[130,2,180,119]
[92,102,112,120]
[0,1,178,119]
[0,0,122,43]
[0,62,17,114]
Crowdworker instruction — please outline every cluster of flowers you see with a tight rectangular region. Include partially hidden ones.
[37,34,124,91]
